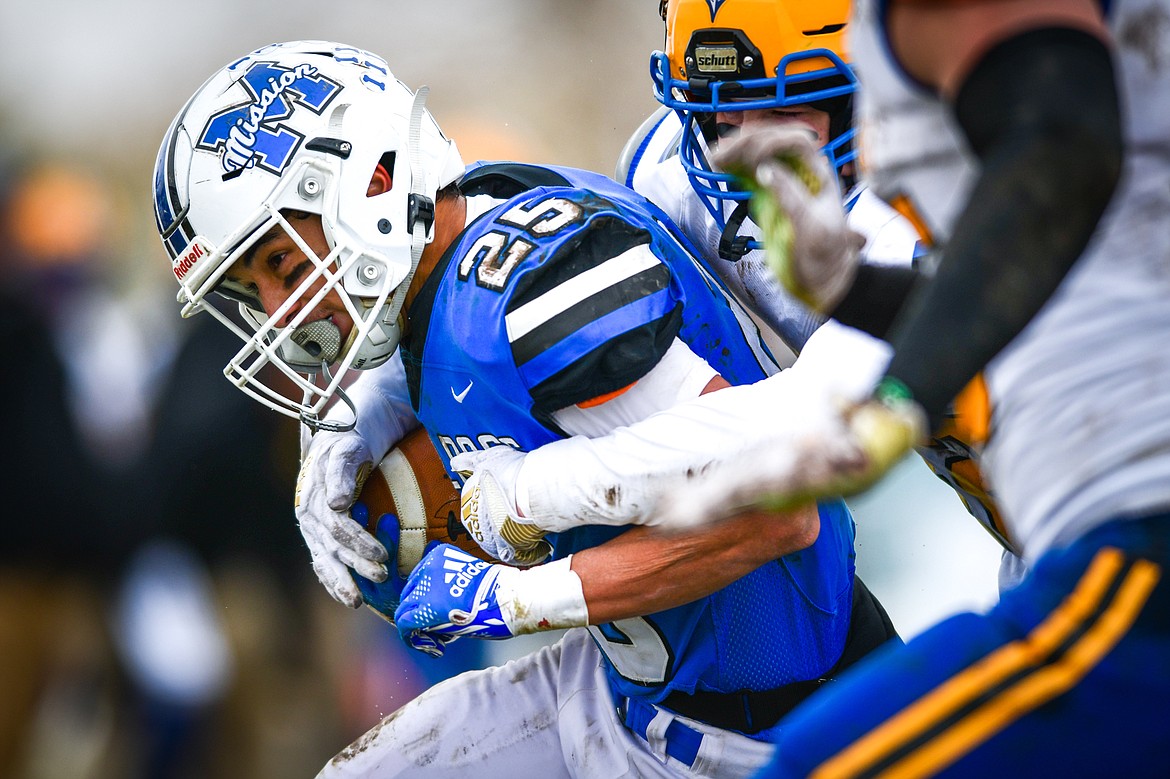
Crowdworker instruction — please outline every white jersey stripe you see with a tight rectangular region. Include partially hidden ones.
[504,244,662,342]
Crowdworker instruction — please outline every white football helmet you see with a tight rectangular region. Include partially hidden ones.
[152,41,463,428]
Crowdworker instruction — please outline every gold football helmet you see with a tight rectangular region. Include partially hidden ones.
[651,0,856,258]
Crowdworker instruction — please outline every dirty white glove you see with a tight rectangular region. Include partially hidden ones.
[295,430,389,608]
[295,357,419,608]
[712,125,865,313]
[655,378,927,528]
[450,447,552,567]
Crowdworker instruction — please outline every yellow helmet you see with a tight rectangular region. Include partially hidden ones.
[660,0,851,94]
[650,0,857,257]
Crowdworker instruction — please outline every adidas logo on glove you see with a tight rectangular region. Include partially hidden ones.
[442,546,493,597]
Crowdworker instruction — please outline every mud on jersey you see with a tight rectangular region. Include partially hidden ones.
[400,162,857,711]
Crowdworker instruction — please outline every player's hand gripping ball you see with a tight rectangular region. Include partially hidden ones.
[451,446,553,567]
[296,429,386,608]
[351,428,495,621]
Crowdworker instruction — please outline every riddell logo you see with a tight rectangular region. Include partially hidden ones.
[172,239,211,282]
[696,46,738,73]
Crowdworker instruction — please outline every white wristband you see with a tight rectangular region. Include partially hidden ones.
[496,556,589,634]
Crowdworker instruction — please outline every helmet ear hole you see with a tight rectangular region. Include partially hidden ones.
[370,152,397,196]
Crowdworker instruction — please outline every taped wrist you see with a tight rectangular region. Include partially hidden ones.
[498,557,589,634]
[886,27,1122,426]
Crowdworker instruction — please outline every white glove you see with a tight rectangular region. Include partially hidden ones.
[712,125,865,313]
[295,429,389,608]
[450,447,552,567]
[654,386,927,528]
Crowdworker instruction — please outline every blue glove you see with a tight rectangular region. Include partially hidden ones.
[349,502,408,622]
[394,543,516,657]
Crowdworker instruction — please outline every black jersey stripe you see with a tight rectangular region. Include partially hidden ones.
[509,258,670,366]
[529,308,681,417]
[505,214,653,311]
[502,214,679,413]
[506,243,663,341]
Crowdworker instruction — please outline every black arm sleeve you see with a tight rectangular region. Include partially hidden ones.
[830,263,924,340]
[882,27,1123,427]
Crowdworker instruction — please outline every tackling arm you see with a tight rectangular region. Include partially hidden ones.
[519,323,889,528]
[450,323,887,567]
[570,504,820,625]
[882,19,1122,426]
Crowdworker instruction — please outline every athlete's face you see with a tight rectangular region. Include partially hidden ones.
[224,211,355,344]
[715,104,831,147]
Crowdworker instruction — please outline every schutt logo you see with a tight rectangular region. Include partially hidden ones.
[696,47,738,73]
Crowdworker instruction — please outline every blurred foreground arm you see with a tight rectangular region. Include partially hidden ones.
[881,2,1121,426]
[453,324,893,531]
[671,3,1123,521]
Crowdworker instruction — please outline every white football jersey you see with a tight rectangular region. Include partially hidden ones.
[852,0,1170,561]
[624,109,922,356]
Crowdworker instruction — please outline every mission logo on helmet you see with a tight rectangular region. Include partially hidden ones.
[354,427,494,577]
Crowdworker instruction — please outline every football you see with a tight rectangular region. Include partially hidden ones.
[355,428,495,576]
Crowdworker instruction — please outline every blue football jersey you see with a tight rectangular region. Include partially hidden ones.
[399,163,857,708]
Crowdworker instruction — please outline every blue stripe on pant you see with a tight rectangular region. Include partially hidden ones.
[622,695,705,768]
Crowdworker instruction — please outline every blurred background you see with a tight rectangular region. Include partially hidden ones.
[0,1,1002,777]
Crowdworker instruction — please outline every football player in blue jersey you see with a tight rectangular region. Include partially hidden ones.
[462,0,1022,590]
[153,40,897,777]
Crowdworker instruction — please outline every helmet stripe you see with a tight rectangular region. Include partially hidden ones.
[154,100,196,260]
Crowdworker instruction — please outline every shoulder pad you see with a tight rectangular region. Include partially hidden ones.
[459,163,573,199]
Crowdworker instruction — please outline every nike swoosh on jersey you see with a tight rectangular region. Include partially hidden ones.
[452,381,474,403]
